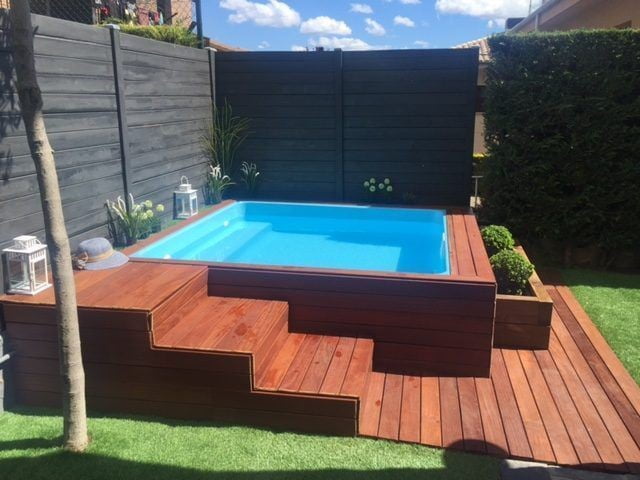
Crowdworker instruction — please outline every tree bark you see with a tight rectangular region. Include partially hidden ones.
[9,2,89,452]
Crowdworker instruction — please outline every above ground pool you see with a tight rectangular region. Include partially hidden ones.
[133,201,450,275]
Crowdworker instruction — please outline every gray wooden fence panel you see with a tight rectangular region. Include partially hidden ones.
[215,51,340,201]
[342,49,478,205]
[0,12,215,293]
[0,13,123,294]
[215,49,477,204]
[121,33,211,216]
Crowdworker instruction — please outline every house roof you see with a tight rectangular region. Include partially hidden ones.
[208,39,245,52]
[454,36,491,63]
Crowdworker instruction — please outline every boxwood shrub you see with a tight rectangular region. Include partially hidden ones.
[490,250,534,295]
[482,30,640,264]
[481,225,515,256]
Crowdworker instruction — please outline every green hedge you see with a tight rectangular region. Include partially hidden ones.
[111,24,198,47]
[482,31,640,263]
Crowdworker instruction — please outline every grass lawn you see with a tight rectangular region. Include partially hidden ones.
[562,268,640,384]
[0,407,500,480]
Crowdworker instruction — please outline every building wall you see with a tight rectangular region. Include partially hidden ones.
[516,0,639,32]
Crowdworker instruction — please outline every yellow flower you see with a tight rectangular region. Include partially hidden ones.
[156,204,165,213]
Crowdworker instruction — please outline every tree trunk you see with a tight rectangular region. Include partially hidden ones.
[10,2,89,452]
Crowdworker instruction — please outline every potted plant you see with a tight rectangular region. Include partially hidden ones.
[106,195,165,246]
[481,225,553,349]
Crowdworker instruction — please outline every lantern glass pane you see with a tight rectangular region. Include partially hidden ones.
[33,258,48,288]
[8,255,28,290]
[191,195,198,214]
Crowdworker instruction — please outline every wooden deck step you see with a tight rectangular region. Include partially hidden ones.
[154,296,289,358]
[255,334,374,398]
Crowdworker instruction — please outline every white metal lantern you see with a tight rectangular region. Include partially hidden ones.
[2,235,51,295]
[174,175,198,219]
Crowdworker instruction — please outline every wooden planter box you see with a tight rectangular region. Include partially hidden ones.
[493,246,553,349]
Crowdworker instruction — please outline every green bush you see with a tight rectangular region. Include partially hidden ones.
[490,250,534,295]
[112,24,199,47]
[482,30,640,264]
[481,225,515,256]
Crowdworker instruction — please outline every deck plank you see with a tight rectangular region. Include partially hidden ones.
[549,287,640,447]
[518,350,579,466]
[279,335,322,392]
[457,377,486,453]
[463,213,493,280]
[399,376,421,443]
[439,377,464,449]
[535,348,602,466]
[475,376,509,456]
[378,374,403,440]
[341,339,374,397]
[446,214,459,276]
[256,333,306,390]
[420,377,442,447]
[320,337,357,396]
[450,213,475,276]
[547,330,626,471]
[550,311,640,470]
[553,285,640,417]
[502,349,555,463]
[299,336,340,394]
[359,372,385,437]
[491,351,533,459]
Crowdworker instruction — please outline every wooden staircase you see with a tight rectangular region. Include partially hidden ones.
[148,267,375,435]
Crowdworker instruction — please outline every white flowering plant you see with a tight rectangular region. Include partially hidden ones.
[240,161,260,197]
[106,194,165,246]
[203,164,234,204]
[363,177,394,202]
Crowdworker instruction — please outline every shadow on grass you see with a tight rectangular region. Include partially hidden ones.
[0,407,502,480]
[0,448,498,480]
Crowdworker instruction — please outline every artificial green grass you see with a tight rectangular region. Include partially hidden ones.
[0,407,500,480]
[562,268,640,385]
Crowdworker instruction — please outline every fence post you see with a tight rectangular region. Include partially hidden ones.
[206,47,217,121]
[195,0,204,48]
[107,24,133,209]
[334,49,344,201]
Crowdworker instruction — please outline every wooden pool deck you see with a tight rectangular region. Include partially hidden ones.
[1,264,639,473]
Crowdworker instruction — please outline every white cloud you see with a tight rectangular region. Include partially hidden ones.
[300,16,352,35]
[219,0,300,28]
[309,36,389,51]
[350,3,373,14]
[364,18,386,36]
[435,0,530,19]
[414,40,430,48]
[291,44,307,51]
[258,40,270,49]
[393,15,415,27]
[400,0,421,4]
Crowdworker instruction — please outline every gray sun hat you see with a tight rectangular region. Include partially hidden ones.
[74,237,129,271]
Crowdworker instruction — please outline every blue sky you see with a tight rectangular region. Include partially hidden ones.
[201,0,539,51]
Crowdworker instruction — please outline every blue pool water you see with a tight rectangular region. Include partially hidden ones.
[133,202,450,275]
